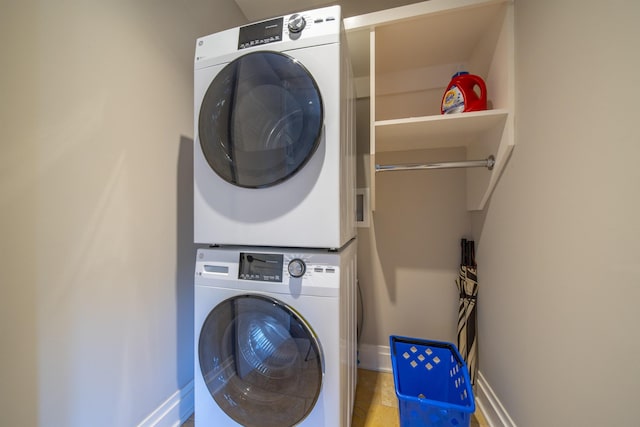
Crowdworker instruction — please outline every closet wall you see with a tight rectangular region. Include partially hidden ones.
[354,0,640,425]
[473,0,640,425]
[350,0,510,367]
[355,99,472,358]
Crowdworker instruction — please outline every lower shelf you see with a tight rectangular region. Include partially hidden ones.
[374,109,509,152]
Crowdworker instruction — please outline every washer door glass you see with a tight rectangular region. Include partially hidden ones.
[199,295,323,427]
[198,51,324,188]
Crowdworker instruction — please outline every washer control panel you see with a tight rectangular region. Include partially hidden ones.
[238,252,283,282]
[287,258,306,278]
[234,251,338,283]
[195,246,346,296]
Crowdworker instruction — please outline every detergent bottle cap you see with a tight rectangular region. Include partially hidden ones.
[452,71,469,78]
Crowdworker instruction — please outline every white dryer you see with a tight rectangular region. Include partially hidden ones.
[194,240,357,427]
[194,5,355,249]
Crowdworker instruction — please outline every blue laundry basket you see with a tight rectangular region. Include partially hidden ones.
[390,336,475,427]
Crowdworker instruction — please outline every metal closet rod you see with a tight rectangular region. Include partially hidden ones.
[376,155,495,172]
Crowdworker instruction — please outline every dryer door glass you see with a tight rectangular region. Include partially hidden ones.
[199,294,323,427]
[198,51,323,188]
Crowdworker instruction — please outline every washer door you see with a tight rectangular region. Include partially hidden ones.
[199,295,323,427]
[198,51,324,188]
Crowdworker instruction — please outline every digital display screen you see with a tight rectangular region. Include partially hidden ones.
[238,17,283,49]
[238,252,284,282]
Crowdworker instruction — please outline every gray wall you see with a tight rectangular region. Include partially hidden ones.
[474,0,640,425]
[0,1,245,426]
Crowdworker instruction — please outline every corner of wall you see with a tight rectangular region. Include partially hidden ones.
[136,382,194,427]
[475,371,517,427]
[357,343,392,372]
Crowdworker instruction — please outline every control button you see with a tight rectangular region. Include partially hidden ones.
[326,16,335,21]
[288,14,307,33]
[314,267,324,273]
[325,268,336,273]
[288,258,306,278]
[314,19,324,23]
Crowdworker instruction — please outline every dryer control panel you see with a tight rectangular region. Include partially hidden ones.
[238,17,284,49]
[236,5,340,50]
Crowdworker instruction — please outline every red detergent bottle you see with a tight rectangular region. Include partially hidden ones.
[441,71,487,114]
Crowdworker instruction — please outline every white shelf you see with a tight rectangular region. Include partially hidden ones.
[346,0,514,211]
[375,110,508,152]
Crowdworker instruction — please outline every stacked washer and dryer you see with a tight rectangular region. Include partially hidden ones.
[193,6,357,427]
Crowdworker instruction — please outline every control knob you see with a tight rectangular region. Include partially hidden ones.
[288,14,306,34]
[288,258,306,278]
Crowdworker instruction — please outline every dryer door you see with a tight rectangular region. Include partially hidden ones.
[199,294,323,427]
[198,51,324,188]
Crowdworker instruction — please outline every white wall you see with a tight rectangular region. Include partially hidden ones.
[0,1,245,426]
[473,0,640,425]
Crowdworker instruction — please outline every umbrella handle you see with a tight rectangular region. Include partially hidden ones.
[470,241,476,268]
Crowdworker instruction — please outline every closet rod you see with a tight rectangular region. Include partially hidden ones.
[376,155,495,172]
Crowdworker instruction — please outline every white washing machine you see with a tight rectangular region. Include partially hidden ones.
[193,5,355,249]
[194,240,357,427]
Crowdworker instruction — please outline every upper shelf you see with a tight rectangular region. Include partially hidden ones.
[345,0,510,100]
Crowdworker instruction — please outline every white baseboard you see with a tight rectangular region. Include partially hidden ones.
[475,371,517,427]
[357,343,392,372]
[357,344,516,427]
[136,380,194,427]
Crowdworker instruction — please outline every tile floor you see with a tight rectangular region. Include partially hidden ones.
[183,368,488,427]
[351,369,488,427]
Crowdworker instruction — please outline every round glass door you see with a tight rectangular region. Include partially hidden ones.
[198,51,324,188]
[199,295,323,427]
